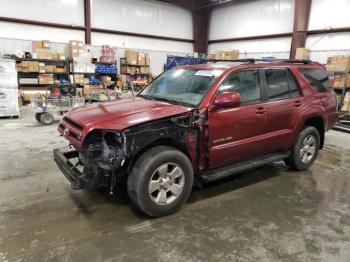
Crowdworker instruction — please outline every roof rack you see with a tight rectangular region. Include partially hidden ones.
[201,58,314,65]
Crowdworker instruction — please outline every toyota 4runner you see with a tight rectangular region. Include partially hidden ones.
[54,59,338,217]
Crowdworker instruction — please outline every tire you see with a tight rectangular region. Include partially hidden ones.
[284,126,320,171]
[35,112,43,123]
[40,112,54,125]
[127,146,194,217]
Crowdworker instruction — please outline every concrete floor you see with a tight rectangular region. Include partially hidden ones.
[0,107,350,262]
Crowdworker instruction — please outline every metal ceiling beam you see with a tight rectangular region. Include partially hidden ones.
[0,16,85,31]
[193,8,210,53]
[84,0,91,44]
[290,0,312,59]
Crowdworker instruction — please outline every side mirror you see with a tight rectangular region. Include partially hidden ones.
[214,91,241,109]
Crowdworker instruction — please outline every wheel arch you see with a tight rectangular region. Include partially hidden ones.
[126,137,193,173]
[302,116,325,149]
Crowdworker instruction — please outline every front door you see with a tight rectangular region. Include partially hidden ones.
[208,69,270,168]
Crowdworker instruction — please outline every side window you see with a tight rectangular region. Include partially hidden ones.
[217,70,261,104]
[265,69,290,100]
[286,70,300,97]
[299,68,331,92]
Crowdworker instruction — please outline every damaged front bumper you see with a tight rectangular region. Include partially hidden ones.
[53,149,89,189]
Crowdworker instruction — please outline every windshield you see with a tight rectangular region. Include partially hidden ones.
[140,68,224,107]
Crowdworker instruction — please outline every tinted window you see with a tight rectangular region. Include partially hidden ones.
[299,68,331,92]
[266,69,290,100]
[286,70,300,97]
[217,70,261,104]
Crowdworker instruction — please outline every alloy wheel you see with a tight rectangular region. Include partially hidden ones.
[148,163,185,205]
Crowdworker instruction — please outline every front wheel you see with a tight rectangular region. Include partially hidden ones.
[127,146,194,217]
[285,126,320,171]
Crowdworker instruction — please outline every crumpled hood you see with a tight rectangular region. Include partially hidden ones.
[66,97,193,132]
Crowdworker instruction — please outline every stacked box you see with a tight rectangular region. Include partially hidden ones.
[68,40,84,59]
[38,74,54,84]
[327,55,350,71]
[341,92,350,112]
[0,59,19,117]
[100,45,116,63]
[140,66,150,74]
[74,74,85,85]
[145,53,150,66]
[44,65,56,73]
[125,50,138,65]
[215,49,239,60]
[138,52,146,65]
[295,48,310,60]
[121,66,136,74]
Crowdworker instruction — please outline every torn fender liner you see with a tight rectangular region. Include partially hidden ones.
[53,149,89,189]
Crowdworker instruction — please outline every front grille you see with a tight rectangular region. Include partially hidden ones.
[63,116,83,130]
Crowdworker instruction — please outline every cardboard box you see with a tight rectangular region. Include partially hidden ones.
[42,40,50,49]
[55,66,66,73]
[28,61,39,72]
[125,50,138,61]
[44,65,56,73]
[69,48,84,58]
[125,57,137,65]
[140,66,150,74]
[138,52,146,65]
[51,53,59,61]
[83,84,103,95]
[215,49,239,60]
[327,55,350,72]
[295,48,310,60]
[58,53,66,60]
[36,49,52,60]
[32,41,43,51]
[73,74,85,85]
[38,74,54,84]
[145,53,150,66]
[69,40,84,48]
[341,92,350,112]
[121,66,136,74]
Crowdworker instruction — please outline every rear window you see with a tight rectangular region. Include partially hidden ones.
[299,68,331,92]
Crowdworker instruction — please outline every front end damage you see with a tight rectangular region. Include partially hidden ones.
[54,129,127,192]
[54,110,204,193]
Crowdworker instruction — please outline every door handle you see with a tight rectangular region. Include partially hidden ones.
[256,107,267,115]
[294,101,302,107]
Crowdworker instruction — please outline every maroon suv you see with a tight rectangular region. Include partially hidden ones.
[54,59,338,217]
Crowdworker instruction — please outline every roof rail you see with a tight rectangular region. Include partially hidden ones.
[201,58,314,65]
[200,59,256,64]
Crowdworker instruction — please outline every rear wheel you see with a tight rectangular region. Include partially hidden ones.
[285,126,320,171]
[127,146,193,217]
[40,112,54,125]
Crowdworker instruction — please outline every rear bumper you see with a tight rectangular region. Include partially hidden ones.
[53,149,89,189]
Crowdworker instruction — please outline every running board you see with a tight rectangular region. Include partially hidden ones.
[202,152,290,183]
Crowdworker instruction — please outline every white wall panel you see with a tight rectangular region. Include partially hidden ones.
[0,22,85,44]
[91,0,193,39]
[309,0,350,30]
[0,0,84,26]
[209,0,294,40]
[208,37,292,59]
[91,32,193,54]
[306,32,350,63]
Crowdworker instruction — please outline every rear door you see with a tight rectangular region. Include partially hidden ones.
[263,68,303,151]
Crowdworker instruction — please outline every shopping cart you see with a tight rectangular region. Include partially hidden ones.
[30,95,85,125]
